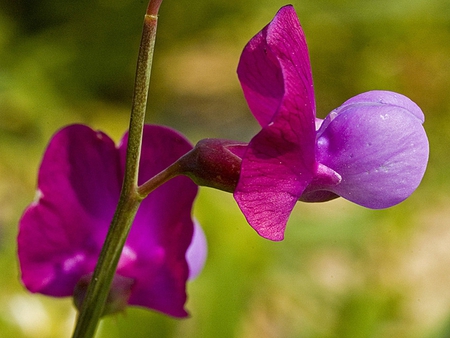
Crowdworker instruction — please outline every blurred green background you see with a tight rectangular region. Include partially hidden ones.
[0,0,449,337]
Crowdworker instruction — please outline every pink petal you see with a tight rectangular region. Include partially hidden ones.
[234,5,316,241]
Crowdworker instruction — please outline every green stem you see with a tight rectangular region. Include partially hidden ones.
[137,161,183,198]
[71,2,162,337]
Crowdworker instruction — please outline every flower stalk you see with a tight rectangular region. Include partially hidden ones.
[72,2,162,337]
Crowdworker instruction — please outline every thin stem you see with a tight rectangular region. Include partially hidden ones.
[71,3,161,337]
[137,161,184,198]
[72,198,140,338]
[123,13,159,191]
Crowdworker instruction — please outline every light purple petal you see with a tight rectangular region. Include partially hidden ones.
[338,90,424,122]
[186,220,207,280]
[234,5,316,241]
[118,125,198,317]
[18,125,122,296]
[316,91,429,208]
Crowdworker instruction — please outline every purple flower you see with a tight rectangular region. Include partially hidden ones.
[18,124,206,317]
[304,91,429,209]
[234,5,429,241]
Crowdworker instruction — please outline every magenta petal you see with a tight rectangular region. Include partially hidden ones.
[234,5,316,241]
[18,125,121,296]
[19,123,202,317]
[237,5,315,127]
[316,91,429,208]
[237,19,284,127]
[118,125,198,317]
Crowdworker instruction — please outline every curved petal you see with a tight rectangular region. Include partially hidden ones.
[237,5,315,127]
[18,125,121,296]
[118,125,198,317]
[234,5,316,241]
[237,17,284,127]
[316,91,429,208]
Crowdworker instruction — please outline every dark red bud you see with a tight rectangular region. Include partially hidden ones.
[179,139,246,193]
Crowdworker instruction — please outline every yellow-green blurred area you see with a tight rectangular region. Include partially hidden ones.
[0,0,449,336]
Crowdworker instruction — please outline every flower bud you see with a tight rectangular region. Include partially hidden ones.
[179,139,246,193]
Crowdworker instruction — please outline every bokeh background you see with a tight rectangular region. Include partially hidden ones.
[0,0,449,337]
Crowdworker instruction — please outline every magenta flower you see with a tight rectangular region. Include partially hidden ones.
[18,124,206,317]
[234,5,429,241]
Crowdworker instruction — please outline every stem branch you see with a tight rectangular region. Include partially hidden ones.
[137,161,183,198]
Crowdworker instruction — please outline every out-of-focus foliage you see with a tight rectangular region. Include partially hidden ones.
[1,0,449,337]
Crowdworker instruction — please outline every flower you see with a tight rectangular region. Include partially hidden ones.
[18,124,206,317]
[234,5,429,241]
[302,90,429,209]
